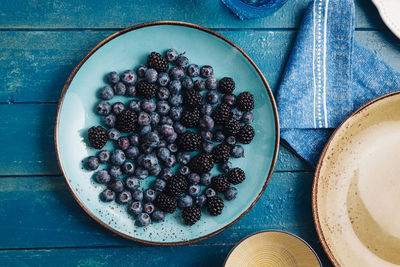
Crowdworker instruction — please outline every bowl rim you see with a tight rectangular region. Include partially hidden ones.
[223,229,322,266]
[54,21,280,246]
[312,90,400,266]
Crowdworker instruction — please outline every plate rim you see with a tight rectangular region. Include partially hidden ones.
[54,21,280,246]
[312,90,400,266]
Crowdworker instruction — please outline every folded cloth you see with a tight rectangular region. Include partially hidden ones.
[276,0,400,166]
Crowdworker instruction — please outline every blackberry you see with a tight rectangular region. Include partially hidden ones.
[206,196,224,216]
[88,126,108,149]
[189,153,214,174]
[236,91,254,112]
[147,52,168,73]
[212,144,231,163]
[211,174,230,193]
[182,205,201,226]
[212,103,231,125]
[137,80,157,99]
[165,174,188,197]
[115,110,138,133]
[224,118,241,136]
[183,89,202,108]
[236,124,255,144]
[180,108,200,128]
[218,77,235,94]
[176,131,202,152]
[154,193,177,213]
[228,168,246,185]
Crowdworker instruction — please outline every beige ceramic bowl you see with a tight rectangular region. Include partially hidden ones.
[224,230,321,267]
[313,91,400,266]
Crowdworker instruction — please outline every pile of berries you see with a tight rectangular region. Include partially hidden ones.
[84,49,255,227]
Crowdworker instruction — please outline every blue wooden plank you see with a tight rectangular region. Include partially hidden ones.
[0,0,383,30]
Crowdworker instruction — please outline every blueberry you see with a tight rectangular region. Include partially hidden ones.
[178,195,193,209]
[231,145,244,158]
[166,132,178,143]
[187,173,200,184]
[205,187,216,198]
[165,48,179,62]
[160,124,174,136]
[195,195,207,207]
[199,115,214,130]
[169,67,185,80]
[117,136,130,150]
[151,210,165,222]
[138,112,151,126]
[187,64,200,77]
[132,190,144,201]
[86,156,99,170]
[122,161,135,174]
[223,94,236,106]
[167,143,178,153]
[157,72,170,87]
[129,99,141,113]
[158,140,167,148]
[160,116,174,126]
[140,125,152,136]
[205,77,217,90]
[145,68,158,83]
[144,189,156,202]
[135,167,148,180]
[181,76,194,89]
[153,179,166,192]
[168,94,183,106]
[194,80,206,91]
[206,91,219,104]
[136,213,151,226]
[173,122,186,134]
[168,80,182,94]
[100,86,114,100]
[95,170,111,184]
[107,71,120,84]
[126,85,136,97]
[200,173,212,186]
[141,154,158,169]
[128,201,142,216]
[117,190,132,204]
[103,114,116,128]
[164,155,177,167]
[126,146,139,159]
[221,161,233,173]
[157,100,171,115]
[150,112,160,127]
[112,102,125,115]
[125,176,140,191]
[96,101,111,116]
[149,164,161,176]
[213,130,225,142]
[179,165,190,176]
[175,55,189,68]
[188,184,201,197]
[177,152,191,165]
[231,107,243,121]
[201,130,213,141]
[157,147,170,161]
[109,165,122,178]
[100,189,115,202]
[145,131,160,148]
[109,178,124,193]
[159,168,173,181]
[97,150,110,163]
[140,143,153,154]
[224,187,238,201]
[200,104,213,115]
[200,65,214,78]
[202,141,214,153]
[136,65,148,78]
[121,70,137,85]
[113,82,126,95]
[242,111,254,124]
[170,106,183,121]
[128,133,140,146]
[156,87,170,100]
[141,100,156,113]
[110,149,125,166]
[143,202,155,214]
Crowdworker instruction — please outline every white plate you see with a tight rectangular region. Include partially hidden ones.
[372,0,400,39]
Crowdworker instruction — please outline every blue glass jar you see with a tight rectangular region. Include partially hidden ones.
[221,0,289,20]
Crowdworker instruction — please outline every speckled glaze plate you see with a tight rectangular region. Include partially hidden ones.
[313,91,400,266]
[55,22,279,245]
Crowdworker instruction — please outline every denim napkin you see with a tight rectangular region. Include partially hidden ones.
[276,0,400,166]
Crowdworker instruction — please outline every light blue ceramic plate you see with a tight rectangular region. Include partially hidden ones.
[55,22,279,245]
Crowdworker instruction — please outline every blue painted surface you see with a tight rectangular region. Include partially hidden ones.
[0,0,398,266]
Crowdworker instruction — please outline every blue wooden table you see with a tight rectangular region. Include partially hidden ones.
[0,0,399,266]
